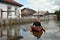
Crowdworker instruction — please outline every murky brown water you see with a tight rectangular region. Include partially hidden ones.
[0,20,60,40]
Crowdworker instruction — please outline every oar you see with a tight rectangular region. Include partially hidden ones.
[43,27,46,33]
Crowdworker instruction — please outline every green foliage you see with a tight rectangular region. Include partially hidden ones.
[55,9,60,20]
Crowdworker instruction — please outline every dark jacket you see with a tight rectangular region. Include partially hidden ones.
[33,21,41,26]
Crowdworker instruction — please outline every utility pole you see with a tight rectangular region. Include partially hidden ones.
[37,9,40,18]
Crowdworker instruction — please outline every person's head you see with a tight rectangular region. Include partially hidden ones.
[37,18,40,22]
[33,18,37,22]
[33,17,40,22]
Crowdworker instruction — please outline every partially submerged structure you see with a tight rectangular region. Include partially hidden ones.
[21,8,36,17]
[0,0,23,19]
[33,11,49,17]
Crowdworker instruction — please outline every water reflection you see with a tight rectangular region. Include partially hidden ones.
[7,26,23,40]
[20,20,60,40]
[0,20,60,40]
[0,25,23,40]
[32,30,43,39]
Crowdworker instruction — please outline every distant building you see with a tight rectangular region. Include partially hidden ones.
[33,11,49,17]
[0,0,23,19]
[21,8,36,17]
[45,13,57,20]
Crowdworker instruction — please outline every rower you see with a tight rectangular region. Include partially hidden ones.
[33,17,41,27]
[32,17,46,32]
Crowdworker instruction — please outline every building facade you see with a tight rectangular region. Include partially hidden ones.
[21,8,36,17]
[0,0,23,19]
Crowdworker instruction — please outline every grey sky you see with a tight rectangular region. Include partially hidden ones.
[15,0,60,13]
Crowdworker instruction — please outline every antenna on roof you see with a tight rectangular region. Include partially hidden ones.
[38,9,39,14]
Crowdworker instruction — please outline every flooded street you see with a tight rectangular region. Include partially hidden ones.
[0,0,60,40]
[20,20,60,40]
[0,20,60,40]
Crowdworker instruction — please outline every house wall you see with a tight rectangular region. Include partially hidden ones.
[8,5,16,18]
[18,7,21,18]
[0,3,7,19]
[7,5,21,18]
[0,3,21,19]
[0,9,1,18]
[21,9,30,15]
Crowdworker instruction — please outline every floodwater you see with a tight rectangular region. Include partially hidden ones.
[0,20,60,40]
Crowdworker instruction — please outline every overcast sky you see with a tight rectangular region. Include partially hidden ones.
[15,0,60,13]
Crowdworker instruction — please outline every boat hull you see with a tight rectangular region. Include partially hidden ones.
[30,27,43,39]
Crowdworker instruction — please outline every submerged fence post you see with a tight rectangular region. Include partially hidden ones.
[15,28,20,36]
[0,28,3,37]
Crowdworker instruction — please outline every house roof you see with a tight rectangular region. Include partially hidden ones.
[21,8,36,14]
[21,8,36,16]
[21,8,36,13]
[0,0,23,7]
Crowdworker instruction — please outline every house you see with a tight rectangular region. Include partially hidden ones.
[45,13,57,20]
[0,0,23,19]
[33,11,49,17]
[21,8,36,17]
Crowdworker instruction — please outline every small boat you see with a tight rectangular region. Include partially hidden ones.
[30,26,46,39]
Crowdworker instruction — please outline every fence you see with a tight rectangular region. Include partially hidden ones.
[0,18,33,26]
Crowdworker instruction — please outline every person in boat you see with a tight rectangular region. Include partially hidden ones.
[30,18,43,39]
[30,18,46,39]
[31,17,46,32]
